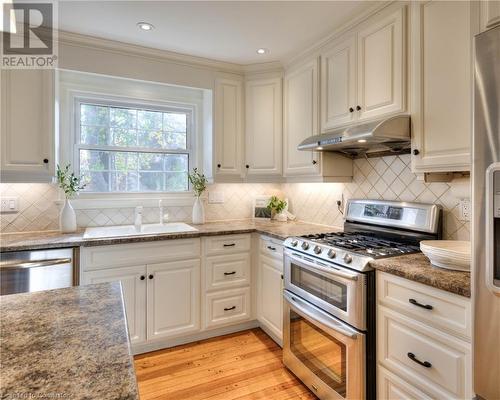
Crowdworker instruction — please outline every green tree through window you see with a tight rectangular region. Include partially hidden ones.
[77,102,191,193]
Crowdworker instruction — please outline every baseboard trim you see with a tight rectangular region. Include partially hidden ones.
[132,320,260,355]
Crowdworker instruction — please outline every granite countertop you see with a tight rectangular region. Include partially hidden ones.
[0,282,138,400]
[0,219,339,252]
[370,253,471,298]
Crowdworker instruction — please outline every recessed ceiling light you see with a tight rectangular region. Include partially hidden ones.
[256,48,269,55]
[357,139,367,143]
[137,22,154,31]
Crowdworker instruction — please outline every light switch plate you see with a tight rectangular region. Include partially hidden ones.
[0,197,19,213]
[208,191,224,204]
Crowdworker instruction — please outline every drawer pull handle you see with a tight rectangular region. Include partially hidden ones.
[224,306,236,311]
[407,352,432,368]
[267,246,276,251]
[409,298,433,310]
[224,271,236,276]
[223,243,236,247]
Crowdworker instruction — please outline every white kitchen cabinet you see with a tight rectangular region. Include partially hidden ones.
[320,6,405,131]
[257,236,284,345]
[376,272,472,400]
[204,252,251,292]
[480,0,500,32]
[245,77,282,176]
[205,287,251,329]
[284,58,322,176]
[0,69,56,182]
[257,254,283,343]
[214,77,244,179]
[356,7,405,121]
[147,259,201,340]
[283,57,353,182]
[411,1,477,173]
[82,265,147,345]
[321,36,356,130]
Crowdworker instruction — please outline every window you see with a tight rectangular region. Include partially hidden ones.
[76,101,193,193]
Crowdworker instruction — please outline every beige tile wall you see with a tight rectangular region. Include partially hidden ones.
[0,154,469,240]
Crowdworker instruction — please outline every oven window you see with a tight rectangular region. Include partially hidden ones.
[291,263,347,311]
[290,310,347,396]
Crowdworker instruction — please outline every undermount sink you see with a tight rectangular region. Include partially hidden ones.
[83,223,198,239]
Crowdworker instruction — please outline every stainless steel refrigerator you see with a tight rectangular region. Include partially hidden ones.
[473,24,500,400]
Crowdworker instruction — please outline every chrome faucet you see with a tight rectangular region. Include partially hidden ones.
[134,206,143,232]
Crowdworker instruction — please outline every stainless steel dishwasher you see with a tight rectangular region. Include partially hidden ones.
[0,248,78,295]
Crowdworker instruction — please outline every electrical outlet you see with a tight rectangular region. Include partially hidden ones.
[459,199,470,222]
[208,191,224,204]
[0,197,19,213]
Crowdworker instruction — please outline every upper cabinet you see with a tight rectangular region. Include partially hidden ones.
[356,8,405,122]
[0,69,56,183]
[321,7,405,132]
[480,0,500,32]
[284,58,321,176]
[214,77,244,179]
[411,1,477,173]
[245,77,282,177]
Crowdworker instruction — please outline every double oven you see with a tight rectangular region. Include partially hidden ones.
[283,249,375,400]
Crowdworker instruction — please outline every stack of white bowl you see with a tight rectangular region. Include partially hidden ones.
[420,240,471,271]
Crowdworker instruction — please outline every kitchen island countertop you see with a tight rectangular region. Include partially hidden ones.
[0,219,339,252]
[0,282,139,400]
[370,252,471,297]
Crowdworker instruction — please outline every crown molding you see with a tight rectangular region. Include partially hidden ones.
[56,30,245,74]
[243,61,284,75]
[283,0,393,68]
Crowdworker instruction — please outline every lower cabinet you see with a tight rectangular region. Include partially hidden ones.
[147,260,201,341]
[82,259,200,346]
[83,265,147,345]
[376,271,472,400]
[257,236,284,345]
[205,287,251,329]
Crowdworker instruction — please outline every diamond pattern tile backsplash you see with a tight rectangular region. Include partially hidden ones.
[0,154,470,240]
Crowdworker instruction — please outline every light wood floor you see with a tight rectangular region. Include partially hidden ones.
[134,328,316,400]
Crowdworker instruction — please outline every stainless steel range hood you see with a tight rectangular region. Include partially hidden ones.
[298,115,411,158]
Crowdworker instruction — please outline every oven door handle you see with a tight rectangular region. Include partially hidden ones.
[284,291,359,339]
[287,251,359,281]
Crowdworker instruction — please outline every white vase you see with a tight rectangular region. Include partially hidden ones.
[192,196,205,225]
[275,211,287,222]
[60,198,77,233]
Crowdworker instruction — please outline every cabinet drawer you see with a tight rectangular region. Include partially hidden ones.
[377,272,471,340]
[205,253,250,291]
[203,234,251,256]
[81,239,201,271]
[378,366,432,400]
[205,287,251,329]
[260,236,284,261]
[378,306,472,399]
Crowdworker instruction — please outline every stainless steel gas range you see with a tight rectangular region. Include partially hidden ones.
[282,199,442,400]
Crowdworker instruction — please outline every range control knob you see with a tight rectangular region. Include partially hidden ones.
[327,249,336,259]
[301,241,310,250]
[290,239,298,247]
[314,245,322,254]
[343,254,353,264]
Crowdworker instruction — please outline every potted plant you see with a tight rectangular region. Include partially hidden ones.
[267,196,288,222]
[56,164,86,233]
[188,168,208,224]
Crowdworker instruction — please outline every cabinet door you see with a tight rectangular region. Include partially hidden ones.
[357,7,405,121]
[214,77,244,178]
[82,266,147,344]
[284,59,321,176]
[245,77,282,176]
[257,254,283,342]
[147,259,200,340]
[411,1,475,173]
[1,69,55,182]
[480,0,500,31]
[321,36,357,130]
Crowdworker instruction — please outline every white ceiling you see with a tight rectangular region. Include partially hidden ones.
[59,1,379,65]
